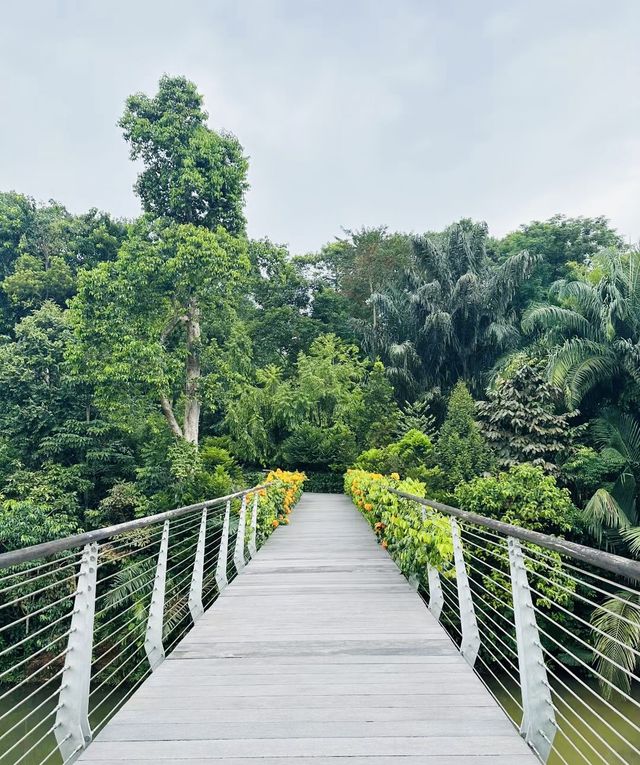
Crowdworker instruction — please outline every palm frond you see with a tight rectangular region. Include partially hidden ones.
[522,305,595,339]
[591,591,640,699]
[621,526,640,556]
[591,408,640,463]
[583,488,631,547]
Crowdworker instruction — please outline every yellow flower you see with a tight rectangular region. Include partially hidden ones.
[390,472,400,480]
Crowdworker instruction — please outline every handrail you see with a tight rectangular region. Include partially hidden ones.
[389,488,640,582]
[0,484,268,569]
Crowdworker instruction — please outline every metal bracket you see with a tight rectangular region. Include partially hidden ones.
[508,537,556,761]
[248,492,259,558]
[233,495,248,574]
[188,509,207,623]
[145,520,169,671]
[55,542,98,763]
[427,564,444,620]
[451,517,481,667]
[215,500,231,592]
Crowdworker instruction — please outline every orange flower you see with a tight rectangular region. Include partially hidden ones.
[364,503,373,511]
[271,520,279,528]
[381,540,388,549]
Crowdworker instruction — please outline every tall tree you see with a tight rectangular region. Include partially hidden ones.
[477,356,582,474]
[360,220,538,396]
[69,221,249,445]
[119,75,248,235]
[523,248,640,409]
[493,215,623,305]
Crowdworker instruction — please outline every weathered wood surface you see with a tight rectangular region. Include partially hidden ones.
[79,492,536,764]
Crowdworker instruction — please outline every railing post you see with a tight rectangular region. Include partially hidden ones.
[215,500,231,592]
[427,564,444,619]
[407,503,426,590]
[450,517,480,667]
[508,537,556,761]
[54,542,98,763]
[233,494,248,574]
[145,520,169,671]
[248,492,259,558]
[188,509,207,623]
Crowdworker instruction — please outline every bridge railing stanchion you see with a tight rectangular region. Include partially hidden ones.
[145,519,170,671]
[233,494,248,573]
[507,536,557,762]
[248,492,259,558]
[188,507,208,623]
[54,542,99,763]
[450,517,481,667]
[216,500,231,591]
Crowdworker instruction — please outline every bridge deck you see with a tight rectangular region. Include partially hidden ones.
[79,492,537,764]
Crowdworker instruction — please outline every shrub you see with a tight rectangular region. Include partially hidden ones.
[303,471,344,493]
[250,468,306,545]
[344,469,453,582]
[353,429,444,485]
[435,381,494,492]
[454,463,576,534]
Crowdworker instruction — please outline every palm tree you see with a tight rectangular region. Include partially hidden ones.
[358,221,538,396]
[523,249,640,408]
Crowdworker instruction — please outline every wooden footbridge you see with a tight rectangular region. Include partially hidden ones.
[77,493,535,763]
[2,487,640,764]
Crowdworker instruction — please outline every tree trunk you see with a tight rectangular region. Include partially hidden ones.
[160,396,183,439]
[183,298,201,446]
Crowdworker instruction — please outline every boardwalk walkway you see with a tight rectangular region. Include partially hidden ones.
[79,492,537,764]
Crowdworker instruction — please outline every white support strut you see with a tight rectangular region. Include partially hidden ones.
[508,537,557,762]
[450,517,481,667]
[188,508,207,623]
[248,491,259,558]
[54,542,98,763]
[215,500,231,592]
[233,494,248,574]
[145,520,169,671]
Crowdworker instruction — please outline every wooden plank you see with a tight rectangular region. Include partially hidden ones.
[79,492,536,763]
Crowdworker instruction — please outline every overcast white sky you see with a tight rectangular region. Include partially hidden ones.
[1,0,639,253]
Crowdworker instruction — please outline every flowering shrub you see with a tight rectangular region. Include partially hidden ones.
[344,469,453,583]
[248,468,306,545]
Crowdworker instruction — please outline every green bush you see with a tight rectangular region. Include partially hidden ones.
[435,381,494,493]
[353,429,443,484]
[303,471,344,493]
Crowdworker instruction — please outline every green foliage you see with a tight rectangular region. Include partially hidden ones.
[395,396,437,438]
[120,75,248,236]
[478,356,583,474]
[523,249,640,409]
[69,220,249,444]
[435,381,494,491]
[455,463,576,534]
[561,446,627,505]
[344,469,453,581]
[592,592,640,699]
[0,194,125,324]
[86,482,150,527]
[358,220,539,396]
[493,214,622,306]
[353,429,442,485]
[223,334,396,469]
[0,499,80,550]
[453,465,578,668]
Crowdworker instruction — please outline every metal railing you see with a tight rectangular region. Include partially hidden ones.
[0,485,267,765]
[389,488,640,765]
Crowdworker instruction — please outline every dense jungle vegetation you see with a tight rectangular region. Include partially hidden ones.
[0,72,639,578]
